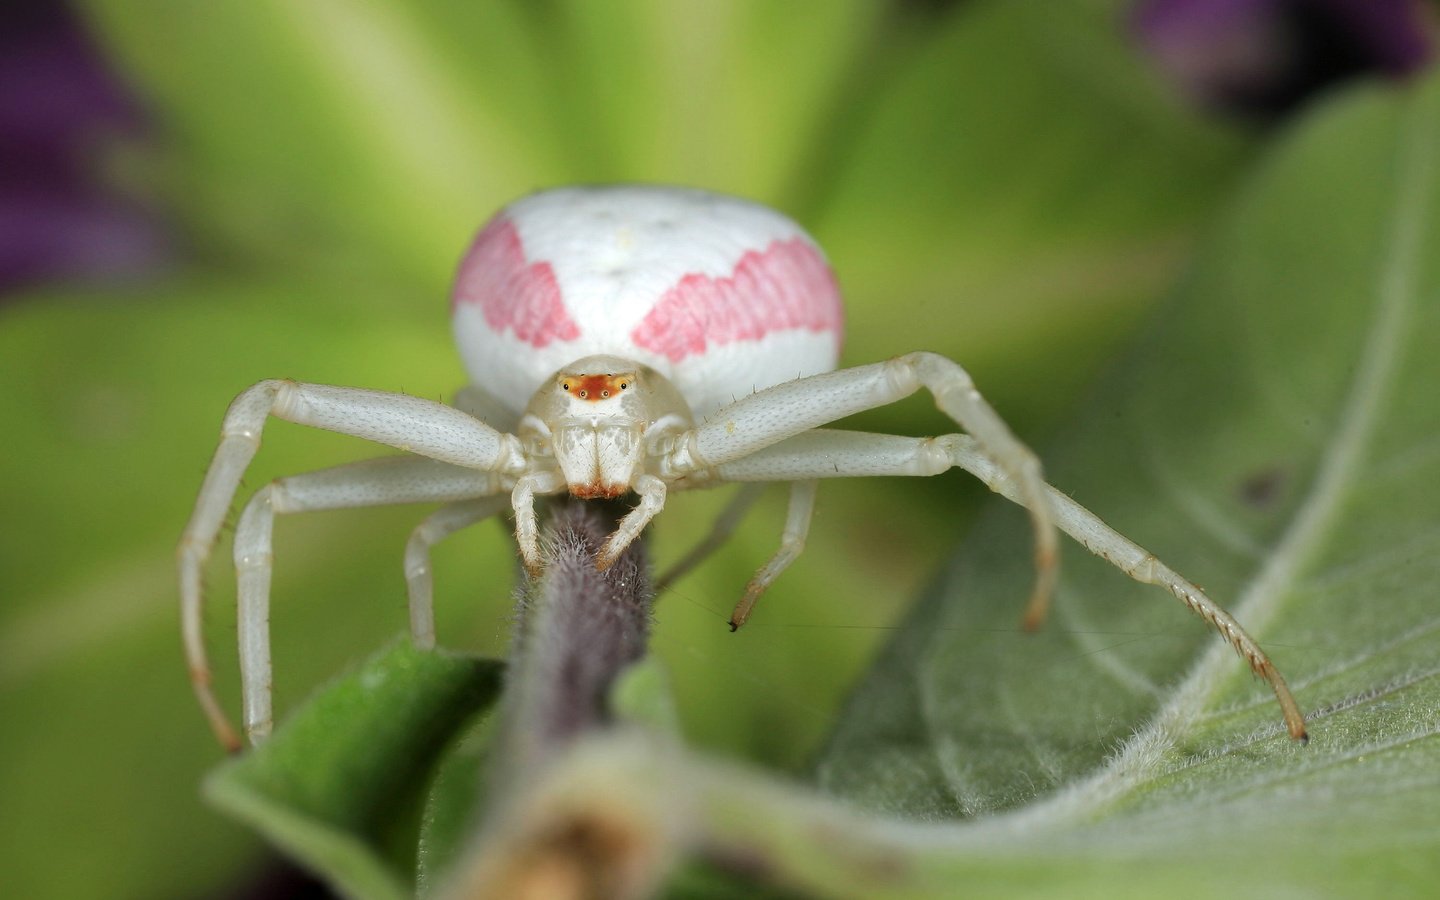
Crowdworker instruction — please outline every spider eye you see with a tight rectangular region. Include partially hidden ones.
[561,382,570,391]
[579,389,588,399]
[601,390,611,398]
[619,382,628,390]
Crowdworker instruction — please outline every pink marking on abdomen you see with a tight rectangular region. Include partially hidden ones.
[630,238,842,363]
[451,216,581,347]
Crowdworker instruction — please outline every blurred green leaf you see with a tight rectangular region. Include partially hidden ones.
[205,642,502,899]
[813,0,1252,426]
[544,0,885,198]
[75,0,888,292]
[610,656,682,736]
[77,0,568,288]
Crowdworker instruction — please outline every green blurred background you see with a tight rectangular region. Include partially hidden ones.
[1,0,1431,896]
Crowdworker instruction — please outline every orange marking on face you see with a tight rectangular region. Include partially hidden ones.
[561,373,632,402]
[569,482,629,500]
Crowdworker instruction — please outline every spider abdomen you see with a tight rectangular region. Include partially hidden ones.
[451,185,844,417]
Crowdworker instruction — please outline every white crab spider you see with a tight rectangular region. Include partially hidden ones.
[179,185,1308,751]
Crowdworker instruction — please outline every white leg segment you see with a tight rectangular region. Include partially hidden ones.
[677,353,1058,629]
[232,455,501,744]
[714,430,953,481]
[597,474,668,570]
[728,480,818,630]
[655,484,768,592]
[233,488,275,746]
[405,496,510,650]
[179,380,524,749]
[511,470,567,577]
[716,429,1308,740]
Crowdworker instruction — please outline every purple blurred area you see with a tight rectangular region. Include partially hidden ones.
[0,0,170,298]
[1133,0,1434,119]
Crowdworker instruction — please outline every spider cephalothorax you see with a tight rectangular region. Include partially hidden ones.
[518,356,691,503]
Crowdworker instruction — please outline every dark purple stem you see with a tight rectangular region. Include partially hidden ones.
[494,498,654,784]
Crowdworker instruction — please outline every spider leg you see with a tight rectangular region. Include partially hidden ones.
[232,456,500,745]
[180,380,524,749]
[655,484,768,592]
[597,475,667,570]
[715,429,1307,741]
[673,353,1057,630]
[727,480,818,630]
[511,471,567,577]
[405,496,510,650]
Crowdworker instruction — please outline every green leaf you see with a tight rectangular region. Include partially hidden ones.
[805,68,1440,890]
[204,642,503,899]
[414,712,500,896]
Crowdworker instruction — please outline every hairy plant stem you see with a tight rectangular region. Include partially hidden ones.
[489,497,655,797]
[446,499,663,899]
